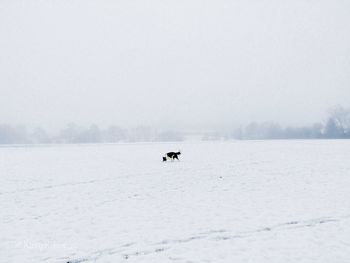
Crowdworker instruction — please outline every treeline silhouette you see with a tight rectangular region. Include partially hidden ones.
[0,124,184,144]
[200,106,350,141]
[229,106,350,140]
[1,106,349,144]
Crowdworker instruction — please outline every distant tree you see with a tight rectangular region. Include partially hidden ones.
[232,126,243,140]
[244,122,261,139]
[78,124,102,143]
[311,123,323,138]
[0,125,29,144]
[261,122,283,139]
[0,125,16,144]
[31,127,51,144]
[324,117,343,138]
[327,106,350,138]
[58,123,82,143]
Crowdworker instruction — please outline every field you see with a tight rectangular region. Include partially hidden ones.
[1,140,350,263]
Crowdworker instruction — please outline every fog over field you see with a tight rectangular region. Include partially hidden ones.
[1,0,350,132]
[1,1,350,263]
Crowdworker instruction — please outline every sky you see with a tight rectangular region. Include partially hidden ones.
[1,0,350,131]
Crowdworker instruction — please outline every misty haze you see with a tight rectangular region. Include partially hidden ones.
[1,1,350,133]
[1,1,350,263]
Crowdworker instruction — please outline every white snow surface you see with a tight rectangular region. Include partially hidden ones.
[1,140,350,263]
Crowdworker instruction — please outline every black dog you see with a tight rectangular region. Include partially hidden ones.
[164,151,181,161]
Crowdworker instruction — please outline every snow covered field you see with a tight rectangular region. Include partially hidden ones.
[1,140,350,263]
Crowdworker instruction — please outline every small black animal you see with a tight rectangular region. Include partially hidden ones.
[165,151,181,161]
[162,157,167,162]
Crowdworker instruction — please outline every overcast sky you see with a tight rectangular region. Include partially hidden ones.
[1,0,349,131]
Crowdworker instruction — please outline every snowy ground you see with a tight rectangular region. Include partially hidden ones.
[1,140,350,263]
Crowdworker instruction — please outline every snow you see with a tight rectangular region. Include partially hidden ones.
[1,140,350,263]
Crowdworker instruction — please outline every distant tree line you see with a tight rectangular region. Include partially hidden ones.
[229,106,350,140]
[0,123,184,144]
[1,106,349,144]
